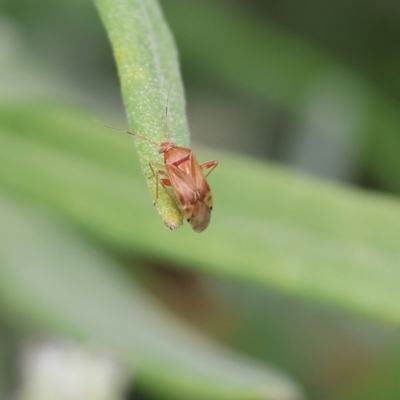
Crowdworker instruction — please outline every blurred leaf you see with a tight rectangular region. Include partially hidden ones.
[0,327,17,400]
[332,347,400,400]
[162,0,329,110]
[95,0,191,230]
[2,102,400,327]
[0,197,302,400]
[161,0,400,193]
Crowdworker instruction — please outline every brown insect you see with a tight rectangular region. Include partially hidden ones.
[96,82,218,232]
[152,140,218,232]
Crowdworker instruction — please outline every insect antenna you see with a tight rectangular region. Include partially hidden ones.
[164,78,175,142]
[93,118,159,147]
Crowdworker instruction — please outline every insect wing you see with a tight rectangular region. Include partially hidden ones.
[166,164,198,218]
[187,199,211,232]
[190,153,213,210]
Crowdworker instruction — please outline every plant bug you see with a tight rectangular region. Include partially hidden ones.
[95,82,218,232]
[152,140,218,233]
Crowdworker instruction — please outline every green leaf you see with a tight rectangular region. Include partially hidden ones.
[95,0,190,230]
[2,101,400,327]
[0,197,303,400]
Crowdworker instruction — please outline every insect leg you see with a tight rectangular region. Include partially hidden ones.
[149,164,180,210]
[159,178,172,186]
[149,162,168,204]
[200,160,218,178]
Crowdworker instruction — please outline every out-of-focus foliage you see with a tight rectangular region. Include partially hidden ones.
[1,0,400,399]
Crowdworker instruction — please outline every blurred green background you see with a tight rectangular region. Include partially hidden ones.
[1,0,400,399]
